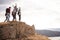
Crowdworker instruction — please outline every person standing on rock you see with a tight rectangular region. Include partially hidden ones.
[12,5,18,21]
[18,7,21,21]
[4,7,11,22]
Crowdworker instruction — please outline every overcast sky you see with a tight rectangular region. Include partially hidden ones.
[0,0,60,30]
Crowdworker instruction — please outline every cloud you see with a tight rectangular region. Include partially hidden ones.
[0,5,9,12]
[0,0,16,4]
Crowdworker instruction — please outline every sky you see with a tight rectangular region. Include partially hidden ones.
[0,0,60,30]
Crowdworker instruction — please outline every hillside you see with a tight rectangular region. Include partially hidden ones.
[0,21,50,40]
[36,30,60,37]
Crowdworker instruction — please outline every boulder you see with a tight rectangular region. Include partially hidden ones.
[0,21,50,40]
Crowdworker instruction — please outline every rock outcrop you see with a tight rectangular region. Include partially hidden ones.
[0,21,50,40]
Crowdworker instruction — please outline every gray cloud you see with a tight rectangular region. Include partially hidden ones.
[0,5,8,12]
[0,0,17,12]
[0,0,16,4]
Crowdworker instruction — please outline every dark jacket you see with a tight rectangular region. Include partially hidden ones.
[6,8,10,13]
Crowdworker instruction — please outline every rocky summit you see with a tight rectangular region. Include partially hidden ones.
[0,21,50,40]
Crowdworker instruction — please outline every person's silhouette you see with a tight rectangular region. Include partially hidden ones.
[12,5,18,21]
[18,7,21,21]
[4,7,11,22]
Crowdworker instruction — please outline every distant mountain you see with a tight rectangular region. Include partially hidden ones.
[36,30,60,37]
[48,28,60,32]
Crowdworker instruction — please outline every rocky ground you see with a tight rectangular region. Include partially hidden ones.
[0,21,50,40]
